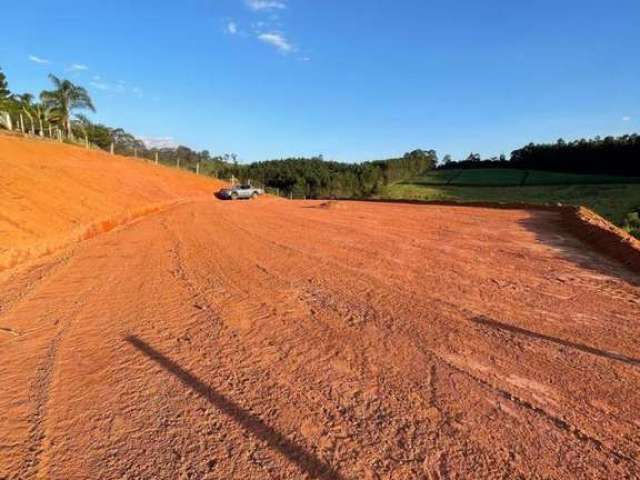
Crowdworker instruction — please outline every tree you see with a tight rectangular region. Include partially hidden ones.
[442,154,453,165]
[73,114,92,144]
[0,67,10,100]
[15,93,36,134]
[0,67,15,130]
[32,102,50,136]
[40,74,95,139]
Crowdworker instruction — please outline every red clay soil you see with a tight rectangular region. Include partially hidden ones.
[0,135,224,271]
[361,198,640,273]
[1,139,640,479]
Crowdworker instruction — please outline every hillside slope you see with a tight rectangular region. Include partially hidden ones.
[0,135,223,270]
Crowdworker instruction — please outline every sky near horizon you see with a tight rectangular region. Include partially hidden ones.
[1,0,638,163]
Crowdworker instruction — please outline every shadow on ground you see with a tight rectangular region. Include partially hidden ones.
[473,316,640,368]
[517,211,640,287]
[125,335,343,480]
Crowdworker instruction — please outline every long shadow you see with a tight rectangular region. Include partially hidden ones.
[125,335,343,479]
[472,316,640,367]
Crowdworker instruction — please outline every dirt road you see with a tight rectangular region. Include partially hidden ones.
[1,197,639,479]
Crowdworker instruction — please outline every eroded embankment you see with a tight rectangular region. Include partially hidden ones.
[561,206,640,272]
[0,134,224,271]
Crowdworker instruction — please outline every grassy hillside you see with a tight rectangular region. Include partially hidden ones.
[382,176,640,238]
[415,168,639,187]
[0,135,224,270]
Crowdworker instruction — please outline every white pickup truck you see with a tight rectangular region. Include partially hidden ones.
[218,184,265,200]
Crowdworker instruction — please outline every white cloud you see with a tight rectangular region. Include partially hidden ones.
[89,78,144,98]
[298,56,311,62]
[622,116,631,121]
[28,55,50,64]
[246,0,286,11]
[227,21,238,34]
[141,137,177,149]
[257,32,294,53]
[69,64,89,71]
[90,81,111,91]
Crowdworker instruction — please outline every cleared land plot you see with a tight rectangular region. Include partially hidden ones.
[1,137,639,479]
[1,197,639,479]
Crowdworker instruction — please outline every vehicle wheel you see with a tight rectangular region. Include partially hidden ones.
[251,192,258,199]
[230,192,238,200]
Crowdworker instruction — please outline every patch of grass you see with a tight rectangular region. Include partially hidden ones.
[381,182,640,228]
[408,169,640,187]
[525,170,638,185]
[454,169,527,185]
[623,210,640,239]
[410,170,461,185]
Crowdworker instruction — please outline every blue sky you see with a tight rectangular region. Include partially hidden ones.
[1,0,638,162]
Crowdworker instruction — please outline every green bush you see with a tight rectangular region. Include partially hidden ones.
[623,210,640,239]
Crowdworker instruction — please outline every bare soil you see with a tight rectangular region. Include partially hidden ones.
[1,137,639,479]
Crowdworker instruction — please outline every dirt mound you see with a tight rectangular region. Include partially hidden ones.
[317,200,342,209]
[0,135,223,271]
[562,206,640,271]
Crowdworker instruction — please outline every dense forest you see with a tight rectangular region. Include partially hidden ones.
[219,150,437,198]
[442,135,640,177]
[510,136,640,176]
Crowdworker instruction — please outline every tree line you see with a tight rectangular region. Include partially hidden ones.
[0,66,229,166]
[441,135,640,177]
[217,150,437,198]
[0,66,437,198]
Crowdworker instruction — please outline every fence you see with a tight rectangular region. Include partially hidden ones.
[0,114,314,200]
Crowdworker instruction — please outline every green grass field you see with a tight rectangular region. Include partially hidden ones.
[381,170,640,238]
[415,168,639,187]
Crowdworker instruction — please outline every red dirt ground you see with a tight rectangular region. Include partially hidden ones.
[1,137,640,479]
[0,135,223,271]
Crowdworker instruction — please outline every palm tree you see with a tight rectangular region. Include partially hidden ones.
[73,113,92,146]
[15,93,36,134]
[32,102,50,137]
[40,74,95,139]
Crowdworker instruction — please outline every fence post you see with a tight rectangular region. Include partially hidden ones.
[48,125,52,138]
[57,129,62,142]
[85,137,89,149]
[177,158,180,169]
[19,113,24,133]
[134,148,138,158]
[110,143,114,155]
[154,152,158,165]
[196,162,200,175]
[289,191,293,200]
[0,112,11,131]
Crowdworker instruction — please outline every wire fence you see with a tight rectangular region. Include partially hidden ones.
[1,113,352,200]
[0,120,314,200]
